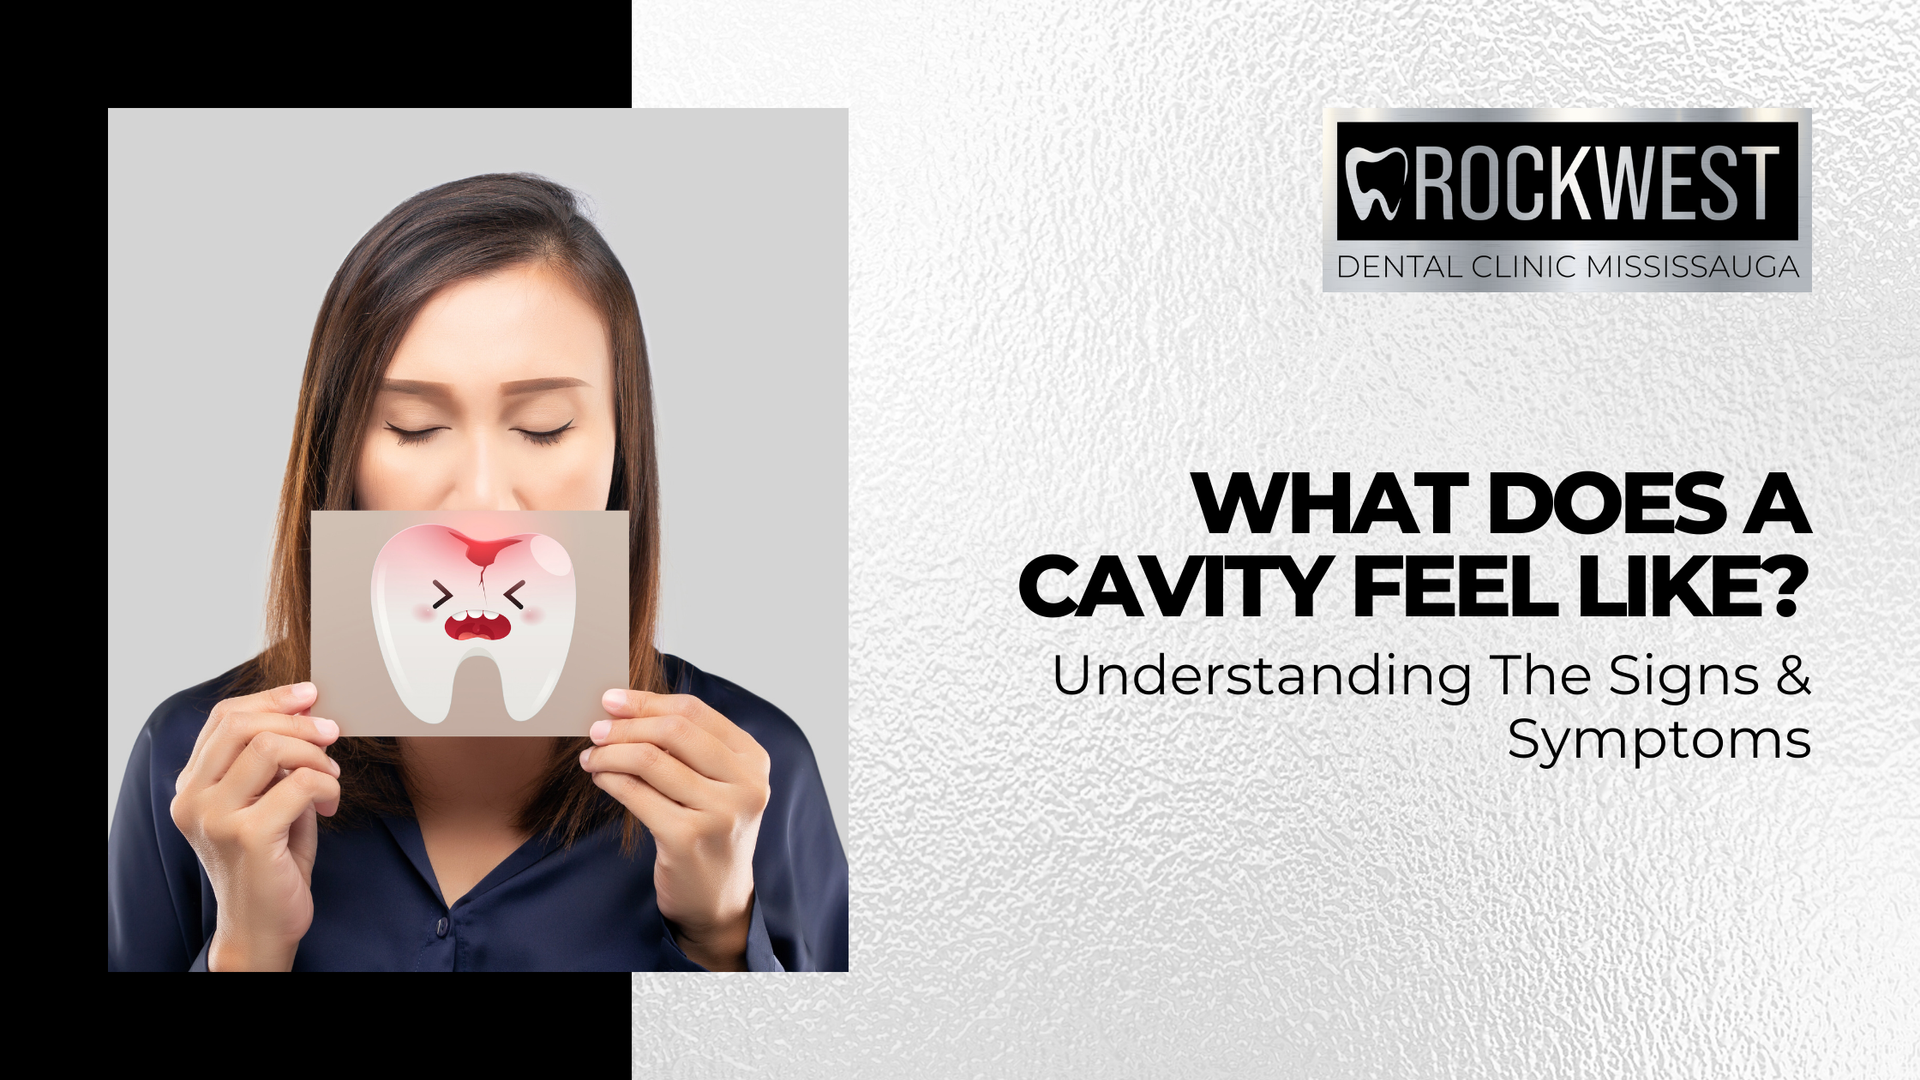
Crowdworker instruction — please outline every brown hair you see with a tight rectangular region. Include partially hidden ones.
[232,173,665,848]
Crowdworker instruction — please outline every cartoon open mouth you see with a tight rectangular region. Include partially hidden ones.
[445,610,512,641]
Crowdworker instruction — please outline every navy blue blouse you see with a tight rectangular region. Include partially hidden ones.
[108,655,847,971]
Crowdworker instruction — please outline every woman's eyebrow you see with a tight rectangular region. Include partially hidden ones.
[501,377,590,396]
[380,379,454,401]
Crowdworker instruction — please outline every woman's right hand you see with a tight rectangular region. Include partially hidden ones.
[169,681,341,971]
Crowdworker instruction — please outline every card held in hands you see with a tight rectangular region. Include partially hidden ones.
[311,511,629,735]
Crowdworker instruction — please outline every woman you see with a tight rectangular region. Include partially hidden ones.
[107,174,848,971]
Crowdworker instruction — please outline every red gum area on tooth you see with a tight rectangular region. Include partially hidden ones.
[444,613,512,641]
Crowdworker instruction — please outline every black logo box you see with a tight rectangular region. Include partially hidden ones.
[1334,121,1799,242]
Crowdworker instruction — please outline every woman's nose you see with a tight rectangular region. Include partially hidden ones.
[449,434,521,511]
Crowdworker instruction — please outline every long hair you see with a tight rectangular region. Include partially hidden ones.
[232,173,665,848]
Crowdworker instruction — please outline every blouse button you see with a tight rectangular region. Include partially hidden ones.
[436,917,449,938]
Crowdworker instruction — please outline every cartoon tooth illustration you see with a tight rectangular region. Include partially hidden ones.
[370,524,577,724]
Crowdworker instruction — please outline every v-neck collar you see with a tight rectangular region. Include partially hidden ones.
[378,813,561,911]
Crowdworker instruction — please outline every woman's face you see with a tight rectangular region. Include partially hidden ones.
[355,261,617,512]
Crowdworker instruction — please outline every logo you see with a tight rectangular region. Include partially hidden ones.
[1344,146,1406,221]
[1322,109,1809,292]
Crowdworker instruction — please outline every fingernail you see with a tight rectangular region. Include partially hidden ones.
[326,756,341,776]
[579,747,592,768]
[291,682,317,701]
[590,719,611,743]
[602,689,627,711]
[313,718,340,739]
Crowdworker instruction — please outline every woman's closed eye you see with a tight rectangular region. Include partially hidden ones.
[514,419,575,446]
[387,422,447,445]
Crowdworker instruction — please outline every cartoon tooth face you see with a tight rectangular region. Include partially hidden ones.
[370,524,577,724]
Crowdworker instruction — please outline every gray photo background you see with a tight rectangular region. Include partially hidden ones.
[107,110,849,848]
[635,1,1917,1077]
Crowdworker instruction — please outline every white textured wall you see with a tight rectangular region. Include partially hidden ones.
[635,2,1919,1074]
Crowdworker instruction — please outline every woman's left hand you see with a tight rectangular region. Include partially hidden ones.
[582,689,771,971]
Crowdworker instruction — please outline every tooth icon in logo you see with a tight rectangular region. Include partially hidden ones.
[371,524,577,724]
[1344,146,1407,221]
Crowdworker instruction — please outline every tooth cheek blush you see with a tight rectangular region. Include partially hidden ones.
[371,524,578,724]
